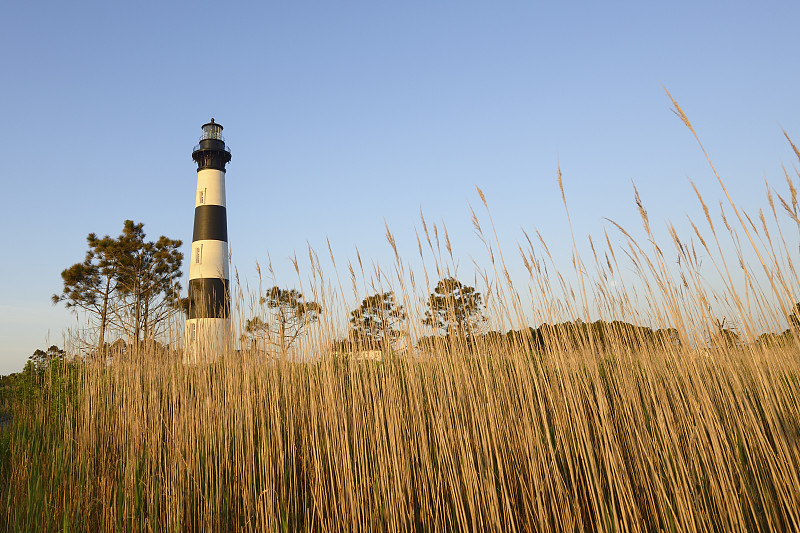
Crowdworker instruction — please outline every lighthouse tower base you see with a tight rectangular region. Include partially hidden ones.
[184,318,231,364]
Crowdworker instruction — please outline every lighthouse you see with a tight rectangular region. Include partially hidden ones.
[185,119,232,362]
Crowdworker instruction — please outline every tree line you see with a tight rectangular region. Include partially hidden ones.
[52,220,800,357]
[242,277,486,355]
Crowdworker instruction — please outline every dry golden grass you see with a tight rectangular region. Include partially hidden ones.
[4,104,800,531]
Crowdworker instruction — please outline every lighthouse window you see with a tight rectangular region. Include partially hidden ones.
[199,190,205,204]
[195,245,202,264]
[191,323,197,341]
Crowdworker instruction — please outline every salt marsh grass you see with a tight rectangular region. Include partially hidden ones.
[3,103,800,531]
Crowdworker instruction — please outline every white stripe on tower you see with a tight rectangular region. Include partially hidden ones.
[185,118,232,363]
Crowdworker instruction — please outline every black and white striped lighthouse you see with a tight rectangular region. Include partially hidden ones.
[185,119,232,361]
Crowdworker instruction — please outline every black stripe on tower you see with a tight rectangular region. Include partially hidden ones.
[192,205,228,241]
[188,278,230,319]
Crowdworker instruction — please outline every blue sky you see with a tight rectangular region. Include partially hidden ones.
[1,1,799,373]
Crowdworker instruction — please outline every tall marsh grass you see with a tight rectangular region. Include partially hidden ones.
[3,101,800,531]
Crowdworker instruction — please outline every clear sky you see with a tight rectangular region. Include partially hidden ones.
[1,1,799,373]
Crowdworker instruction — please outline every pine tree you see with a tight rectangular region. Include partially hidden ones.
[423,277,486,339]
[53,220,183,350]
[349,292,405,351]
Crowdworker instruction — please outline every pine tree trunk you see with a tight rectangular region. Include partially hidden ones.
[134,286,141,345]
[98,277,111,356]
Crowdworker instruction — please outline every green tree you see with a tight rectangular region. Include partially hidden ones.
[53,220,183,348]
[52,232,121,352]
[113,221,183,343]
[349,292,405,351]
[28,345,65,373]
[423,277,486,339]
[9,346,69,410]
[789,302,800,331]
[710,317,740,348]
[255,287,322,355]
[242,317,270,350]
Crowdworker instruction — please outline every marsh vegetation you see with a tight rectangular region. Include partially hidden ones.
[3,99,800,531]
